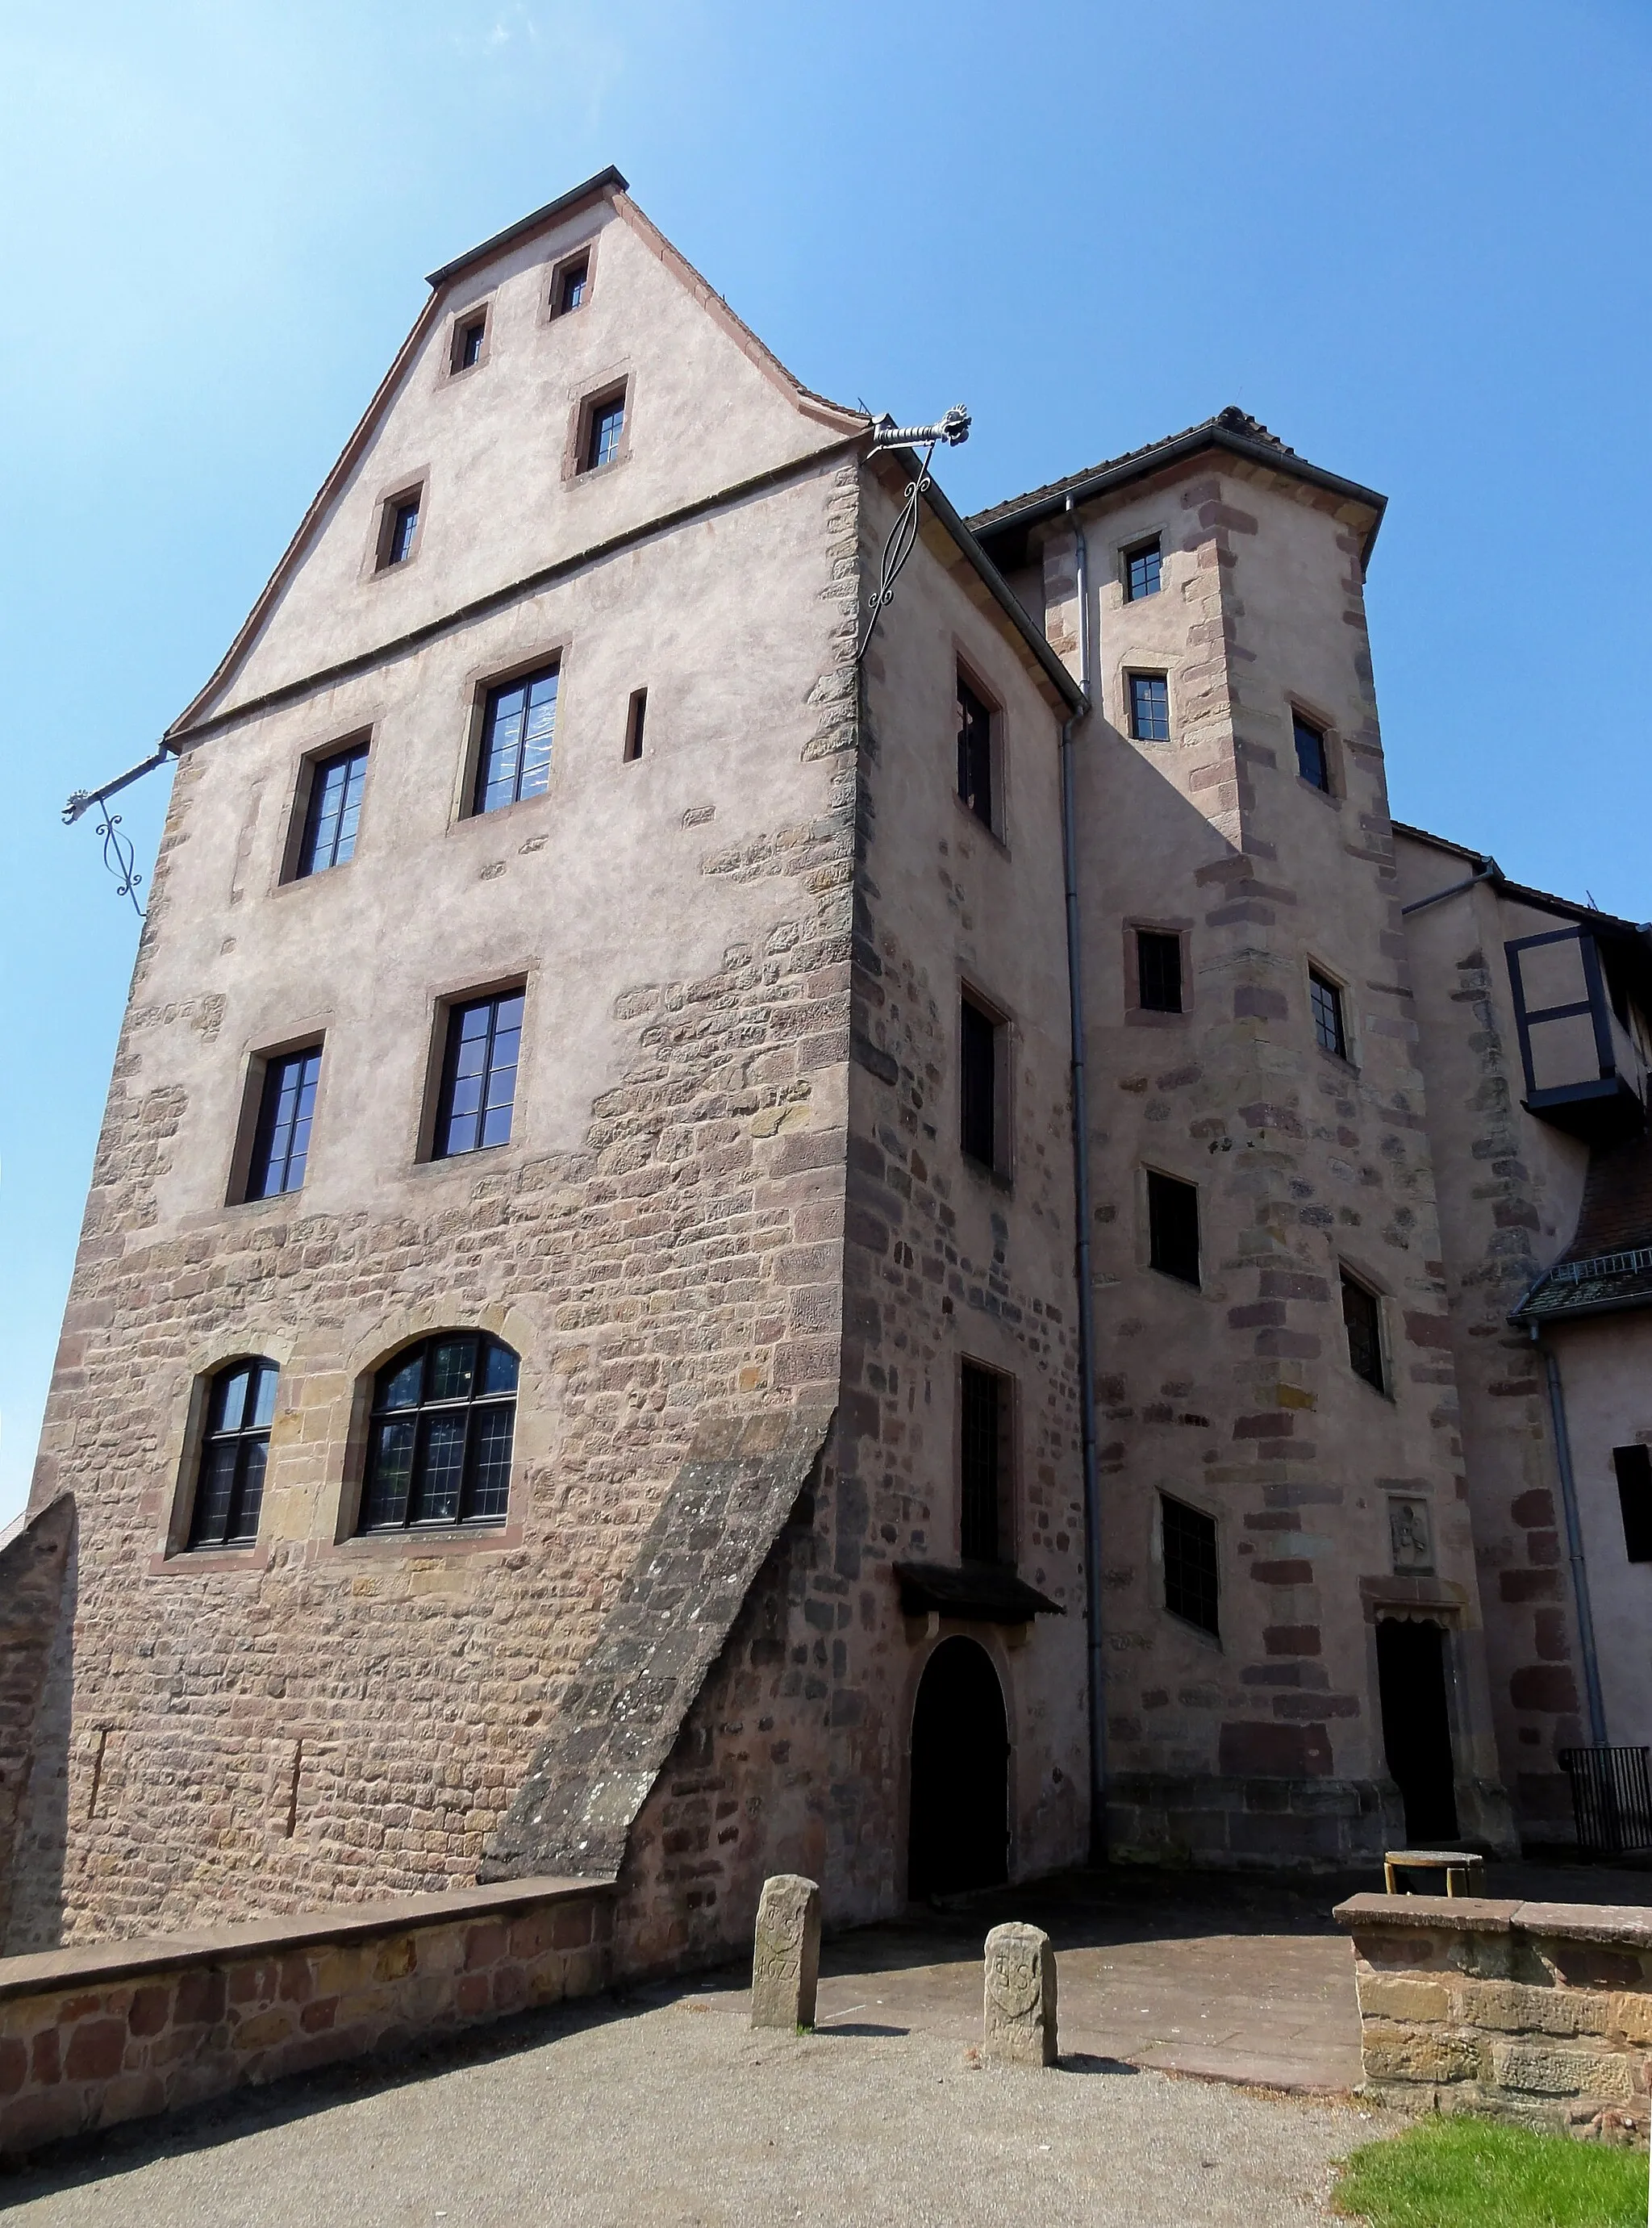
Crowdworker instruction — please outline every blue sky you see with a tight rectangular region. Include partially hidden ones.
[2,0,1649,1518]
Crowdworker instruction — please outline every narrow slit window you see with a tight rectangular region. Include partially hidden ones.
[1162,1493,1219,1638]
[554,252,589,315]
[585,392,625,472]
[360,1333,518,1532]
[433,991,524,1158]
[1137,929,1183,1014]
[1310,969,1347,1058]
[1128,673,1170,742]
[1124,538,1162,602]
[475,665,559,813]
[956,672,994,828]
[295,744,368,877]
[246,1047,322,1200]
[1341,1269,1385,1392]
[1293,712,1329,791]
[624,687,647,762]
[960,1362,1009,1565]
[1147,1169,1199,1286]
[380,494,420,569]
[188,1358,278,1550]
[1612,1446,1652,1563]
[960,995,1000,1170]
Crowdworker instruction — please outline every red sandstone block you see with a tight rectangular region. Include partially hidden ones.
[30,2029,60,2086]
[492,1965,529,2015]
[0,2090,83,2157]
[128,1986,169,2039]
[507,1913,552,1961]
[277,1954,315,2005]
[300,1997,339,2034]
[174,1969,227,2027]
[100,2071,166,2127]
[463,1923,507,1971]
[65,2019,127,2083]
[455,1975,490,2019]
[553,1902,595,1950]
[0,2038,26,2099]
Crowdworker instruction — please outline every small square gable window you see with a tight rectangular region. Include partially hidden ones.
[553,251,590,316]
[376,488,422,571]
[449,310,488,375]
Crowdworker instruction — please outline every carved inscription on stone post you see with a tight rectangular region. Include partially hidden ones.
[750,1872,820,2030]
[982,1921,1058,2067]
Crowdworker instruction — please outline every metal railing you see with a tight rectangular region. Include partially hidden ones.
[1560,1745,1652,1856]
[1548,1247,1652,1287]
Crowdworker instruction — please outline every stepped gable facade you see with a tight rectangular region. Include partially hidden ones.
[12,169,1651,1959]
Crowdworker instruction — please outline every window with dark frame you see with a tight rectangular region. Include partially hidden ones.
[1137,929,1184,1014]
[554,253,589,315]
[188,1358,278,1550]
[359,1333,518,1533]
[1147,1169,1199,1285]
[433,991,524,1158]
[1341,1269,1385,1393]
[246,1047,321,1200]
[1161,1492,1220,1637]
[453,315,486,373]
[1293,711,1330,791]
[295,744,368,878]
[382,494,419,569]
[1612,1446,1652,1563]
[585,392,625,471]
[624,687,647,763]
[1309,969,1347,1058]
[474,666,559,814]
[1124,538,1162,602]
[1128,673,1170,742]
[956,672,994,828]
[960,1361,1008,1565]
[960,995,999,1170]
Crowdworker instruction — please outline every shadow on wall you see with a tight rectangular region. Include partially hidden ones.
[0,1494,75,1954]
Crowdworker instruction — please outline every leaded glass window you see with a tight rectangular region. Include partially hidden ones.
[360,1333,518,1531]
[433,992,524,1157]
[248,1047,321,1199]
[296,745,368,877]
[189,1358,277,1549]
[1128,673,1170,742]
[1124,539,1162,602]
[1310,969,1347,1059]
[475,668,558,814]
[1162,1493,1219,1637]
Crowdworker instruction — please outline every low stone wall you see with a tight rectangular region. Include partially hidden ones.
[0,1874,613,2159]
[1335,1892,1652,2143]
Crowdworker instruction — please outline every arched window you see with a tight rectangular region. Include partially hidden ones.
[189,1358,278,1549]
[360,1333,518,1532]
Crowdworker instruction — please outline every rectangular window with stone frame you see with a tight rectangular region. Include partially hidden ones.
[960,1360,1013,1566]
[1161,1493,1219,1638]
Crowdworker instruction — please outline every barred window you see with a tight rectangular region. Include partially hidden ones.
[1128,673,1170,742]
[295,745,368,877]
[1341,1269,1385,1392]
[360,1333,519,1532]
[1124,538,1162,602]
[1161,1493,1219,1637]
[433,991,524,1158]
[247,1047,322,1199]
[475,668,558,814]
[189,1358,277,1550]
[1137,929,1183,1014]
[1310,969,1347,1058]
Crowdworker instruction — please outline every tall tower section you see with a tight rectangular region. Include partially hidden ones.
[976,411,1514,1866]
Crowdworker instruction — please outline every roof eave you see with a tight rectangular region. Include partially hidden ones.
[425,166,629,290]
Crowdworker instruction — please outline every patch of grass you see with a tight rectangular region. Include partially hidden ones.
[1332,2113,1647,2226]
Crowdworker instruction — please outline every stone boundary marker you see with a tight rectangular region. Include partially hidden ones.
[0,1874,615,2159]
[982,1921,1058,2067]
[1335,1892,1652,2145]
[749,1875,820,2030]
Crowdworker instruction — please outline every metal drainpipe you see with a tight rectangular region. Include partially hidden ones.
[1532,1328,1609,1746]
[1060,494,1108,1861]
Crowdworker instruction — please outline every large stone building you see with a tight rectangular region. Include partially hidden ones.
[4,167,1650,1962]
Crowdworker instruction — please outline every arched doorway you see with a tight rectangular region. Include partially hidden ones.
[1376,1617,1460,1843]
[907,1636,1010,1898]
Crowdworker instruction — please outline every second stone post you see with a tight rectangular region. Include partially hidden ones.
[982,1921,1058,2067]
[750,1873,821,2030]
